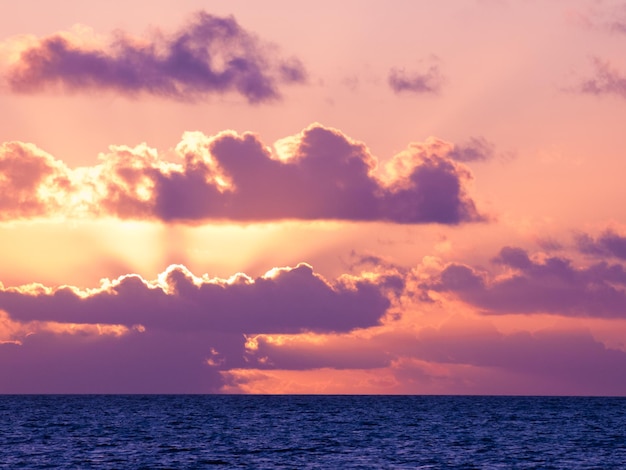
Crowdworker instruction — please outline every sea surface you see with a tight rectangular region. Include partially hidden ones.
[0,395,625,469]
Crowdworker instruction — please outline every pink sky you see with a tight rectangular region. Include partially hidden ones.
[1,0,626,394]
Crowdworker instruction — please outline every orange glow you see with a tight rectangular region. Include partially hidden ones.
[0,309,131,342]
[3,1,626,395]
[221,367,402,395]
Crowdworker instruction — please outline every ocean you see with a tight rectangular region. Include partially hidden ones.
[0,395,624,469]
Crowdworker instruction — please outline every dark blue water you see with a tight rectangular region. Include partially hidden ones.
[0,395,625,469]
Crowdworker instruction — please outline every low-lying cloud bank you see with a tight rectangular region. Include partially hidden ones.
[0,262,400,393]
[2,242,626,394]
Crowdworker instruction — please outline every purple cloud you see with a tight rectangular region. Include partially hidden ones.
[0,329,236,393]
[0,263,399,393]
[154,125,484,223]
[240,323,626,395]
[577,230,626,260]
[0,263,395,334]
[409,326,626,395]
[6,12,307,103]
[422,246,626,318]
[388,63,443,94]
[383,154,482,224]
[0,124,486,224]
[578,57,626,99]
[446,137,496,162]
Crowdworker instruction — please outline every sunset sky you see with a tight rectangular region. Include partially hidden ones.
[2,0,626,394]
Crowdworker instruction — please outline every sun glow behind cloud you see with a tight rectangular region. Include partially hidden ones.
[1,2,626,395]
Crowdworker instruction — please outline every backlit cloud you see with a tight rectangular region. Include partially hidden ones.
[4,12,307,103]
[0,124,486,224]
[0,142,73,219]
[0,263,399,393]
[0,263,396,334]
[2,254,625,394]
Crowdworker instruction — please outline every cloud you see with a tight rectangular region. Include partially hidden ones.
[0,328,234,393]
[577,230,626,260]
[446,137,496,162]
[403,325,626,395]
[567,3,626,35]
[236,318,626,395]
[421,246,626,318]
[0,263,399,393]
[244,333,395,371]
[0,263,396,334]
[0,124,486,224]
[578,57,626,99]
[3,259,626,394]
[0,142,73,218]
[388,62,443,94]
[4,12,306,103]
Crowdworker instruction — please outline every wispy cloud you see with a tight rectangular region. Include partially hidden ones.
[446,137,496,163]
[578,57,626,99]
[388,60,444,94]
[567,2,626,35]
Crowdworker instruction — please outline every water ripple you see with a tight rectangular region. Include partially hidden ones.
[0,395,624,469]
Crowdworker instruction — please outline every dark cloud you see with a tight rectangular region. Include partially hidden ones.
[0,124,486,224]
[0,329,237,393]
[388,63,443,94]
[577,230,626,260]
[0,263,395,334]
[381,152,481,224]
[422,246,626,318]
[578,57,626,99]
[149,125,484,223]
[3,259,626,393]
[0,263,398,393]
[6,12,306,103]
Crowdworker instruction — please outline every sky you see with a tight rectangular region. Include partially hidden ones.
[1,0,626,394]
